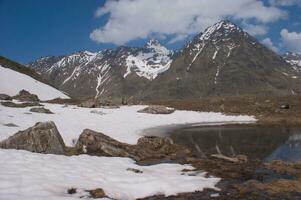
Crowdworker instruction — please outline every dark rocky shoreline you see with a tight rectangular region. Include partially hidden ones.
[0,121,300,199]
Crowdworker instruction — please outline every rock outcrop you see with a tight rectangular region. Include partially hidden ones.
[1,101,41,108]
[0,121,65,154]
[75,129,191,161]
[13,90,39,102]
[0,93,12,100]
[138,105,175,114]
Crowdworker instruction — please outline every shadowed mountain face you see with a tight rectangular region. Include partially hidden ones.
[140,21,301,100]
[28,21,301,101]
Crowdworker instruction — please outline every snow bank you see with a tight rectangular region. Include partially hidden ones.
[0,65,69,100]
[0,149,220,200]
[0,104,256,145]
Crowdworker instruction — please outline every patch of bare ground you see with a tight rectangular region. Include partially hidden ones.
[149,95,301,126]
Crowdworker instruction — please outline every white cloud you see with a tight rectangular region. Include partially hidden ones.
[261,38,279,52]
[243,24,268,36]
[269,0,301,6]
[90,0,287,45]
[280,29,301,53]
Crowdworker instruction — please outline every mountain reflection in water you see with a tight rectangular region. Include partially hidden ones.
[169,125,301,162]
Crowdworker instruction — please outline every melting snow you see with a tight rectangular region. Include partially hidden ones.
[212,49,218,60]
[214,66,220,84]
[0,101,256,199]
[0,104,256,145]
[0,149,220,200]
[187,42,205,71]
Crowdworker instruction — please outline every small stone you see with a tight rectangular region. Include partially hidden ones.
[79,99,100,108]
[30,107,53,114]
[90,110,105,115]
[86,188,107,199]
[126,168,143,173]
[236,154,248,163]
[280,104,290,109]
[3,123,18,127]
[138,105,175,114]
[67,188,77,194]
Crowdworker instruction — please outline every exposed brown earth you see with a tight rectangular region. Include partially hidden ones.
[150,95,301,126]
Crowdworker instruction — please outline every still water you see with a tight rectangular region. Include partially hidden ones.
[169,125,301,162]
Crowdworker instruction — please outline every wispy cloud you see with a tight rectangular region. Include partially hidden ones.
[261,38,279,52]
[269,0,301,7]
[243,24,268,36]
[90,0,287,45]
[280,29,301,53]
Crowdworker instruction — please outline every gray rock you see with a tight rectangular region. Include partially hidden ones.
[13,90,39,102]
[30,107,53,114]
[1,101,41,108]
[75,129,191,162]
[0,121,65,154]
[0,93,12,100]
[137,105,175,114]
[3,123,18,127]
[79,99,101,108]
[280,104,290,109]
[90,110,105,115]
[75,129,136,158]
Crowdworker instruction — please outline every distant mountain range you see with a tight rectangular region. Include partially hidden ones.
[28,39,174,100]
[7,20,301,102]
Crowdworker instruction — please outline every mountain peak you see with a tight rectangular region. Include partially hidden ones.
[146,39,161,47]
[199,20,241,41]
[145,39,166,50]
[144,39,171,55]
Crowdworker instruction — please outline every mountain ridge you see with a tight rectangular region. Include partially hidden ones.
[28,20,301,102]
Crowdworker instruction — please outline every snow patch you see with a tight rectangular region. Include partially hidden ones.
[0,65,69,100]
[0,149,220,200]
[124,52,172,80]
[0,104,256,146]
[214,66,220,84]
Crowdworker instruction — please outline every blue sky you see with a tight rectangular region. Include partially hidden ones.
[0,0,300,64]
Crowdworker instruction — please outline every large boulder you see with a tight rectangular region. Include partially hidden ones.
[13,90,39,102]
[76,129,191,162]
[75,129,136,159]
[0,121,65,154]
[138,105,175,114]
[0,93,12,101]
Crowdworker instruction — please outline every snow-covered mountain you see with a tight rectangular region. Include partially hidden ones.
[283,52,301,73]
[0,57,69,100]
[28,21,301,101]
[28,40,173,100]
[140,20,301,100]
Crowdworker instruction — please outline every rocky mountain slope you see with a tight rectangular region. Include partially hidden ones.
[28,21,301,101]
[140,21,301,100]
[28,40,173,100]
[0,57,69,100]
[283,52,301,73]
